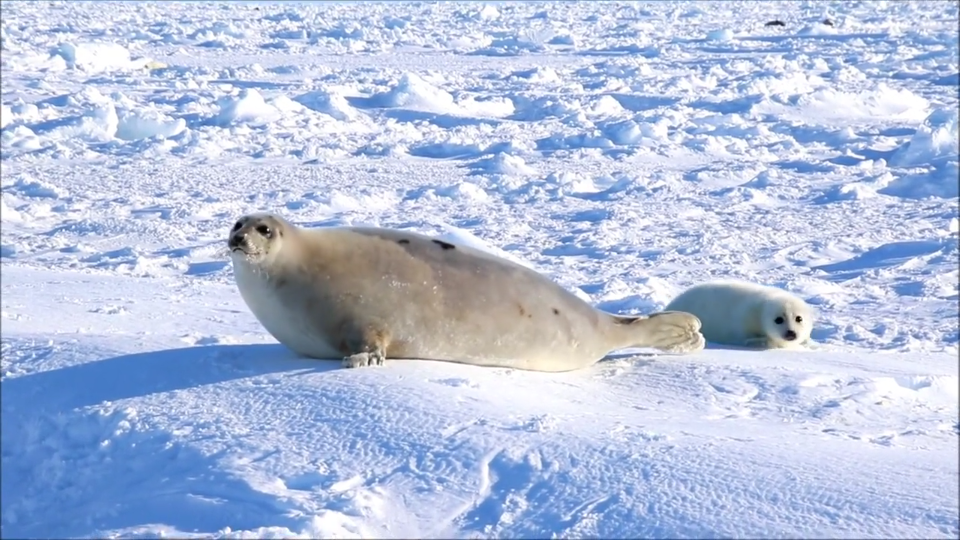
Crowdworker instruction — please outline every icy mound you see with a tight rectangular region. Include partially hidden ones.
[432,181,490,202]
[881,108,960,199]
[370,73,457,112]
[9,89,185,148]
[604,119,671,145]
[797,24,839,36]
[215,89,283,126]
[706,29,735,42]
[0,194,23,223]
[293,89,359,121]
[445,32,494,51]
[472,153,537,176]
[117,108,185,141]
[754,84,930,123]
[369,73,514,117]
[890,108,959,168]
[53,42,157,73]
[511,66,562,84]
[4,176,69,199]
[458,4,500,22]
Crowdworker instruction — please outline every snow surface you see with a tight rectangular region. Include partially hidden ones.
[1,1,958,538]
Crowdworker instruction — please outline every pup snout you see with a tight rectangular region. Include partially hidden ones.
[228,232,246,249]
[784,330,797,341]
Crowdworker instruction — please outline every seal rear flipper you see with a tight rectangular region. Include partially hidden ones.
[611,310,705,354]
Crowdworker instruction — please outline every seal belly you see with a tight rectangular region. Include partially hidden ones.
[232,257,342,359]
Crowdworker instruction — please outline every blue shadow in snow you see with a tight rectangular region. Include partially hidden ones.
[186,260,229,276]
[408,142,488,160]
[811,239,954,282]
[1,344,335,417]
[826,147,898,167]
[737,32,890,43]
[604,93,681,112]
[382,109,501,129]
[773,160,835,174]
[575,45,661,58]
[344,95,501,129]
[0,343,339,539]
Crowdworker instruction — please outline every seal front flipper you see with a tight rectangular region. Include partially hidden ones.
[339,326,390,369]
[342,351,385,368]
[610,311,705,354]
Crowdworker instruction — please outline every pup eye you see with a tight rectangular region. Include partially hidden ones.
[774,317,784,325]
[256,224,272,237]
[795,316,803,323]
[232,221,242,231]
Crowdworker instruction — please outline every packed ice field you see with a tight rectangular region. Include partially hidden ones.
[1,1,958,538]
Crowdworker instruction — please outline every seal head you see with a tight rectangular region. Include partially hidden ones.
[228,213,288,265]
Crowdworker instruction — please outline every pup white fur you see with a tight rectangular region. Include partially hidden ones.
[664,280,814,349]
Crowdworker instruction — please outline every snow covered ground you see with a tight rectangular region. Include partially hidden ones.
[1,1,958,538]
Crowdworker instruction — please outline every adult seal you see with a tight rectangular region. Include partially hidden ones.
[227,212,706,372]
[664,280,815,349]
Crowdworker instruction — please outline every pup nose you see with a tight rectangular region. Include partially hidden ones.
[784,330,797,341]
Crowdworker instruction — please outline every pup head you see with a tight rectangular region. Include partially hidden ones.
[761,296,814,347]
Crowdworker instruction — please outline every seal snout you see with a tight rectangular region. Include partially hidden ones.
[784,330,797,341]
[228,231,247,252]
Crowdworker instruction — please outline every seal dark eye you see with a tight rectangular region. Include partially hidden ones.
[795,316,803,323]
[774,316,785,325]
[256,224,273,238]
[232,221,242,232]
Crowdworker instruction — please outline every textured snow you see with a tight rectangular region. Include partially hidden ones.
[1,1,958,539]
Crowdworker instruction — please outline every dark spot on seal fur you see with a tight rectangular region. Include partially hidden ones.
[432,239,455,250]
[553,308,560,315]
[765,20,785,26]
[274,277,287,288]
[398,239,410,245]
[518,305,526,316]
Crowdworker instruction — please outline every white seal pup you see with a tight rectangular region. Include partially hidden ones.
[664,280,814,349]
[227,212,706,372]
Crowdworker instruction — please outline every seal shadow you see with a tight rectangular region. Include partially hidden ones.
[1,343,339,416]
[0,343,343,538]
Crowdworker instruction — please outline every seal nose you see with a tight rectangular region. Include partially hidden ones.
[784,330,797,341]
[229,231,246,249]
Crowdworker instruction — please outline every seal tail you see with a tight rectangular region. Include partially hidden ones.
[608,310,705,354]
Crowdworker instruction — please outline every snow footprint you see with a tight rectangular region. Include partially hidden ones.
[179,333,242,346]
[457,447,551,537]
[429,377,480,389]
[704,376,762,419]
